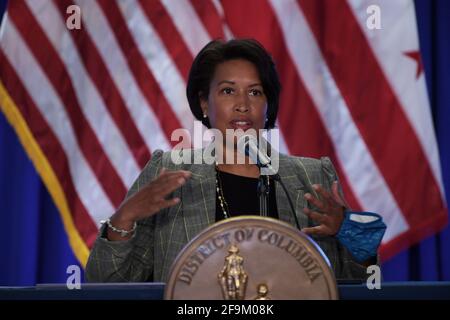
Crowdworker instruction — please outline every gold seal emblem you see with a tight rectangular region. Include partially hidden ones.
[165,216,338,300]
[254,284,270,300]
[217,245,248,300]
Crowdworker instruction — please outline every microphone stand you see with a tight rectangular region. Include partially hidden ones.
[257,166,301,230]
[243,134,301,229]
[257,175,270,217]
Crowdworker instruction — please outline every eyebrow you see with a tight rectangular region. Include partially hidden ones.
[217,80,263,87]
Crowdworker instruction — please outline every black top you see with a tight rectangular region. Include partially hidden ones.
[215,170,279,222]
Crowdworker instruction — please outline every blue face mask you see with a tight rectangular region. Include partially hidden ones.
[336,211,387,263]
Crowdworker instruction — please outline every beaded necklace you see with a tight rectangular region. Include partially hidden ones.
[215,167,230,219]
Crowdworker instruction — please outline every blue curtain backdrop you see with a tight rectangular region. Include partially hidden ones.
[0,0,449,285]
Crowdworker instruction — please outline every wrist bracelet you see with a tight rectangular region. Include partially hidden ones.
[103,218,137,237]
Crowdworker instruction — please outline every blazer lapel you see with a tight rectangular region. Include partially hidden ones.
[180,149,216,242]
[160,149,216,281]
[275,154,309,229]
[178,150,309,243]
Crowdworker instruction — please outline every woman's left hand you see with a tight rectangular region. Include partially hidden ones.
[301,181,347,237]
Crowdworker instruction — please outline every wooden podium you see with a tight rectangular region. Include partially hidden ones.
[164,216,338,300]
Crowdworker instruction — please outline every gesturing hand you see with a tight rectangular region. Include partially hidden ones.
[107,168,191,241]
[118,168,191,221]
[301,181,347,237]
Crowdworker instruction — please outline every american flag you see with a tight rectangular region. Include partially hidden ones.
[0,0,447,267]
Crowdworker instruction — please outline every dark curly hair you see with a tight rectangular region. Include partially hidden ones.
[186,39,281,129]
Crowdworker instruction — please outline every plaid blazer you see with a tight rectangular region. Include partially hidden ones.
[86,149,369,283]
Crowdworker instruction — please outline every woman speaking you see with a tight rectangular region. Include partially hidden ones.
[86,39,385,282]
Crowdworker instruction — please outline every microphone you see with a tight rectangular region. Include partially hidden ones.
[238,134,301,230]
[241,134,275,169]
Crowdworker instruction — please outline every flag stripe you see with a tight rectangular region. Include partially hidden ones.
[139,0,193,81]
[98,0,185,142]
[269,0,408,243]
[74,0,171,156]
[27,0,140,190]
[27,0,140,191]
[190,0,225,39]
[220,0,362,210]
[116,0,196,134]
[347,0,446,201]
[161,0,211,57]
[381,212,448,261]
[298,0,447,234]
[53,0,150,170]
[0,79,90,265]
[0,12,115,228]
[211,0,235,41]
[0,49,98,249]
[12,0,127,207]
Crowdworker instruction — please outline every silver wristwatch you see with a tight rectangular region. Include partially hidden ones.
[102,218,137,237]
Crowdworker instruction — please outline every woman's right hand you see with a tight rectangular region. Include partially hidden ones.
[107,168,191,241]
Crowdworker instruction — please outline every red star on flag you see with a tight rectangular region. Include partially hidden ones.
[404,51,424,79]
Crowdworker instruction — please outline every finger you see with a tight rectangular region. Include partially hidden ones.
[158,170,189,182]
[304,192,326,211]
[157,169,191,181]
[153,197,181,212]
[301,225,327,236]
[154,171,191,189]
[154,176,189,198]
[303,207,327,224]
[158,167,166,176]
[331,181,347,207]
[312,184,335,206]
[149,173,185,192]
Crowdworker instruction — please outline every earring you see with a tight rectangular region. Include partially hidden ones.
[203,113,208,118]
